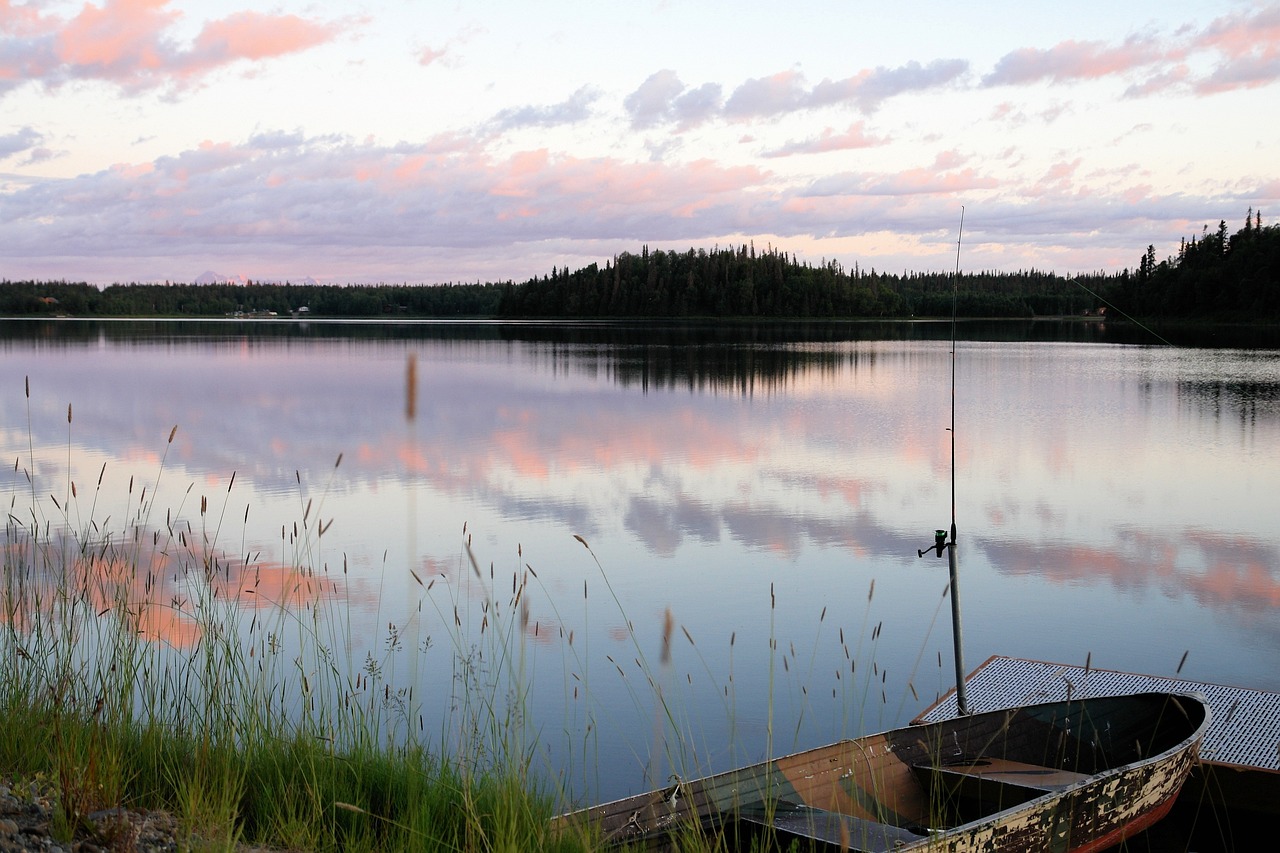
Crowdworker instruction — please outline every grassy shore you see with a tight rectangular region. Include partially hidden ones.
[3,379,900,852]
[0,384,614,852]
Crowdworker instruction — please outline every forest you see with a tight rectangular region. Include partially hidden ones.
[3,212,1276,321]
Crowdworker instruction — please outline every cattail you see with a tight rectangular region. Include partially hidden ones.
[406,353,417,420]
[661,608,674,664]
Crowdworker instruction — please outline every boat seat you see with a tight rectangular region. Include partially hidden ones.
[736,801,927,852]
[919,757,1091,793]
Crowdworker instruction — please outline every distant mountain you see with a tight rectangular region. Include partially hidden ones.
[189,272,322,285]
[194,270,246,285]
[192,271,319,286]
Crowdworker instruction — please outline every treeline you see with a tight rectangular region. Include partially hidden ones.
[0,280,507,318]
[1110,209,1280,318]
[4,212,1276,321]
[499,244,1108,319]
[500,217,1279,320]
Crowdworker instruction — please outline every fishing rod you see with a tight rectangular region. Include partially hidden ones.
[917,207,971,716]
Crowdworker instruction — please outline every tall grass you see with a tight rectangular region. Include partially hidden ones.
[2,378,937,852]
[0,379,586,852]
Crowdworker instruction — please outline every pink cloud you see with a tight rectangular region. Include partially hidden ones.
[1185,5,1280,93]
[1194,5,1280,60]
[818,167,998,197]
[722,60,967,121]
[0,0,45,36]
[932,149,968,171]
[1034,159,1083,195]
[1124,65,1190,97]
[990,102,1017,121]
[762,121,889,158]
[984,36,1163,86]
[55,0,178,72]
[1,0,350,96]
[0,123,1259,283]
[985,7,1280,97]
[187,12,343,66]
[418,45,448,66]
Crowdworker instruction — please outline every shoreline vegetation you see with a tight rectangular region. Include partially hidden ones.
[3,213,1277,323]
[6,377,861,853]
[0,389,598,852]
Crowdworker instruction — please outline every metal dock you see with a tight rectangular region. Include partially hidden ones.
[915,654,1280,817]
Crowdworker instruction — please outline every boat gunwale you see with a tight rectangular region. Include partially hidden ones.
[552,690,1212,850]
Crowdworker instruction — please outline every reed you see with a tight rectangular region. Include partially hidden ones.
[0,380,587,852]
[2,379,932,852]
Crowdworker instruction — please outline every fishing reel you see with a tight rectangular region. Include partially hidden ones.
[918,528,953,559]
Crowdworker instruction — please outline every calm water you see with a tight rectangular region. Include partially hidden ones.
[2,318,1278,803]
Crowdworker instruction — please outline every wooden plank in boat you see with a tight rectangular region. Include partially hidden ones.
[736,803,927,852]
[924,757,1090,792]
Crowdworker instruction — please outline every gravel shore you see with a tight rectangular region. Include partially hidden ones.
[0,780,282,853]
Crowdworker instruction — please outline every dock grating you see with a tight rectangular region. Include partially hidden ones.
[916,655,1280,773]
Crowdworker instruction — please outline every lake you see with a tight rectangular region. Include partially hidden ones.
[2,317,1277,805]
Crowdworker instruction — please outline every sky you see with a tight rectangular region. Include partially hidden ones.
[1,0,1278,285]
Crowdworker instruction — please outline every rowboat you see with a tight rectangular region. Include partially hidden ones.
[552,691,1210,852]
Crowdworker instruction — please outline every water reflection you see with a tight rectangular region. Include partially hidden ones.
[1,525,343,650]
[2,318,1277,801]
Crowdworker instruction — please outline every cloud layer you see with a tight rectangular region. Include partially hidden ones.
[1,1,1277,282]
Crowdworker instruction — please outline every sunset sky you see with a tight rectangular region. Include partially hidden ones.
[2,0,1278,285]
